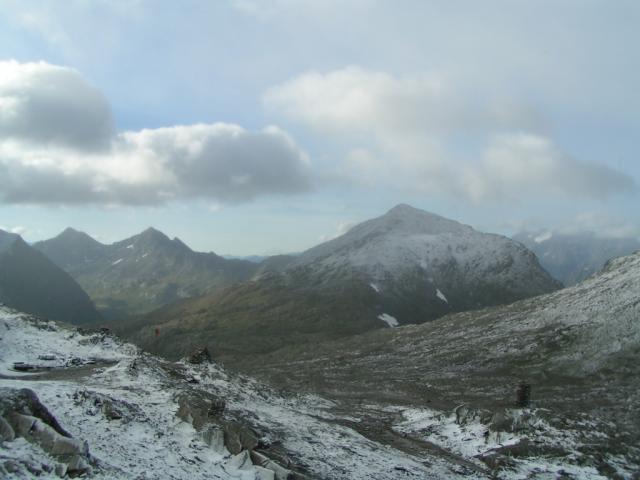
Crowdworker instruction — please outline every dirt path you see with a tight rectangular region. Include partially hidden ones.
[0,360,119,382]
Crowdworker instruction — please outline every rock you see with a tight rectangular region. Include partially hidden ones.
[6,412,37,437]
[255,466,276,480]
[251,450,294,480]
[72,389,144,423]
[201,424,225,453]
[0,388,92,476]
[187,346,212,364]
[226,450,253,470]
[55,463,67,477]
[223,421,259,455]
[0,415,15,441]
[66,454,91,475]
[12,362,38,372]
[175,391,225,431]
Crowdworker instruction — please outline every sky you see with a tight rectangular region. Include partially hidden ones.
[0,0,638,255]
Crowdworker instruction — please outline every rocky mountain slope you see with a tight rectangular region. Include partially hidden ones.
[0,230,101,325]
[117,205,560,361]
[513,230,640,285]
[240,250,640,478]
[34,228,259,320]
[0,305,490,479]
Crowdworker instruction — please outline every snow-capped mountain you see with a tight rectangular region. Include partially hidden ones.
[0,229,101,325]
[34,228,259,319]
[115,205,560,363]
[513,230,640,286]
[288,204,561,324]
[0,306,485,479]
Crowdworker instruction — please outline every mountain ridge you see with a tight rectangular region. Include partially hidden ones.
[34,228,259,320]
[114,204,561,360]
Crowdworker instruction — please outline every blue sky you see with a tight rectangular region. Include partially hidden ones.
[0,0,638,254]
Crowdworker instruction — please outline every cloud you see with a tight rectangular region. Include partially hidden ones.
[462,133,637,203]
[0,60,313,205]
[0,60,113,150]
[265,66,635,203]
[558,211,640,240]
[0,225,27,236]
[264,66,540,137]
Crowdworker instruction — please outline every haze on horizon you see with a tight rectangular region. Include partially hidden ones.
[0,0,638,255]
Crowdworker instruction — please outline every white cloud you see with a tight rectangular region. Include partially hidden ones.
[559,211,640,240]
[266,66,635,203]
[462,133,636,203]
[0,60,113,150]
[0,60,313,205]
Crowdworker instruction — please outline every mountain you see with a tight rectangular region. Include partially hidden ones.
[513,230,640,286]
[0,229,101,324]
[238,250,640,477]
[34,228,259,319]
[115,205,561,360]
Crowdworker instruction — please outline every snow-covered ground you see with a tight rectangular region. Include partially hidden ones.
[0,306,480,479]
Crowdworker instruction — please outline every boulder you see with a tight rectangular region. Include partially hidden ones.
[223,421,259,455]
[175,391,225,431]
[251,450,294,480]
[0,415,15,442]
[226,450,253,470]
[201,424,225,453]
[0,387,71,438]
[187,346,212,364]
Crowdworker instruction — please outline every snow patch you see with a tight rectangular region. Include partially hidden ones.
[377,313,398,328]
[435,288,448,303]
[534,231,553,243]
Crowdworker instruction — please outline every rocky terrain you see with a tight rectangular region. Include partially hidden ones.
[115,205,561,361]
[513,230,640,286]
[0,229,101,325]
[233,251,640,478]
[0,305,496,479]
[34,227,258,319]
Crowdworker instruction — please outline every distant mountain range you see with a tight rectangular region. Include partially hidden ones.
[513,230,640,286]
[0,229,101,324]
[34,227,258,319]
[114,204,561,360]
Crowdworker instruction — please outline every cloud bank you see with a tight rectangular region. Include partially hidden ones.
[0,60,312,205]
[265,66,636,203]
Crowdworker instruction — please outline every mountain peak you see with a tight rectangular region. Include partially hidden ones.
[56,227,102,245]
[138,227,170,241]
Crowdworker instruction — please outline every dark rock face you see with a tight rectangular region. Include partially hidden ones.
[0,230,102,325]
